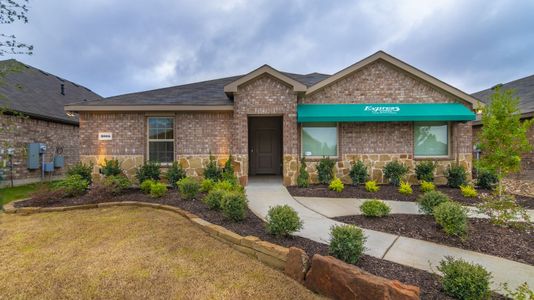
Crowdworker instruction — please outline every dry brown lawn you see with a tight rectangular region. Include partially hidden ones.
[0,206,321,299]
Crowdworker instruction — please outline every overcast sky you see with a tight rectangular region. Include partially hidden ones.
[3,0,534,97]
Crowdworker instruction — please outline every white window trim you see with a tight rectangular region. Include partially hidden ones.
[413,121,452,159]
[300,122,339,159]
[146,116,175,165]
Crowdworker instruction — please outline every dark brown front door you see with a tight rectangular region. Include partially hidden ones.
[248,117,282,175]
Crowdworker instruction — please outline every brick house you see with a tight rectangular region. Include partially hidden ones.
[0,59,102,187]
[66,51,480,186]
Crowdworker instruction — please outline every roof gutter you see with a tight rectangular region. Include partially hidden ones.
[65,105,234,112]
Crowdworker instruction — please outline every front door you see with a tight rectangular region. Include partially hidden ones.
[248,117,282,175]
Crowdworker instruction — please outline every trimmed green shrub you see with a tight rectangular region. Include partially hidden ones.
[417,190,450,215]
[383,161,409,186]
[460,185,478,198]
[420,180,436,193]
[297,158,310,188]
[150,182,167,198]
[213,179,240,192]
[222,154,237,183]
[102,175,131,195]
[166,162,186,188]
[57,174,88,197]
[329,177,344,192]
[317,156,335,184]
[476,169,498,190]
[100,158,123,177]
[266,205,303,237]
[398,181,413,195]
[434,202,468,237]
[349,160,368,185]
[136,161,161,184]
[329,225,366,264]
[437,257,492,300]
[203,154,222,182]
[360,200,390,217]
[140,179,156,194]
[66,162,94,184]
[221,191,248,221]
[177,177,200,200]
[365,180,379,192]
[415,161,435,182]
[445,164,467,188]
[200,178,215,193]
[203,189,226,210]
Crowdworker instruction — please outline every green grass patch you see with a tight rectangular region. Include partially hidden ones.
[0,181,57,206]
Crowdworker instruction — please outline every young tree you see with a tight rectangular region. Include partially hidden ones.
[477,87,534,198]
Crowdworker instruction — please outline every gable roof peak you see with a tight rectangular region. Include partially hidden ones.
[224,64,307,93]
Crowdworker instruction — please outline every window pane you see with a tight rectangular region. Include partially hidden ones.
[148,117,174,140]
[149,141,174,163]
[302,124,337,157]
[414,122,448,156]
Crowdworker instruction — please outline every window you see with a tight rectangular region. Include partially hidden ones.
[301,123,338,157]
[414,122,449,157]
[147,117,174,163]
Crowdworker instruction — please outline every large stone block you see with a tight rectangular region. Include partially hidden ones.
[253,240,289,261]
[284,247,310,284]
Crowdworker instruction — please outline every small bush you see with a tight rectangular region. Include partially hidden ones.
[297,157,310,188]
[317,157,335,184]
[102,175,131,195]
[437,257,492,300]
[477,194,531,229]
[136,161,161,184]
[177,177,200,200]
[383,161,409,186]
[100,158,123,177]
[434,202,468,237]
[57,174,89,197]
[349,160,368,185]
[476,169,498,190]
[420,180,436,193]
[360,200,390,217]
[328,177,344,192]
[166,162,186,188]
[415,161,436,182]
[265,205,303,237]
[213,180,239,192]
[221,154,237,183]
[398,181,413,195]
[460,185,478,198]
[203,189,226,210]
[150,182,167,198]
[417,190,450,215]
[221,191,248,221]
[445,164,467,188]
[204,154,222,182]
[502,282,534,300]
[140,179,156,193]
[329,225,366,264]
[200,178,215,193]
[66,162,93,184]
[365,180,379,192]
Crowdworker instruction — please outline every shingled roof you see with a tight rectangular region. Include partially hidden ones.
[0,59,101,124]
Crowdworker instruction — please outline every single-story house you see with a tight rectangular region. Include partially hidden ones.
[0,59,102,187]
[65,51,480,186]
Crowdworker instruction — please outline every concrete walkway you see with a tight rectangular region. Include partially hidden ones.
[245,177,534,293]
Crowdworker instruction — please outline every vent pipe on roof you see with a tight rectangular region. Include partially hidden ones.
[60,84,65,95]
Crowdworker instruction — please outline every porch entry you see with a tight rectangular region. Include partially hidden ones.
[248,116,283,176]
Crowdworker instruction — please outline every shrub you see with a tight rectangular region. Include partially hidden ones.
[329,225,366,264]
[365,180,379,192]
[297,157,310,188]
[100,158,123,177]
[434,202,468,237]
[383,161,409,186]
[415,161,435,182]
[445,164,467,188]
[102,175,131,195]
[360,200,390,217]
[420,180,436,193]
[476,169,498,190]
[213,179,240,192]
[57,174,89,197]
[349,160,368,185]
[221,191,248,221]
[177,177,200,200]
[140,179,156,193]
[149,182,167,198]
[437,257,492,300]
[477,194,531,229]
[200,178,215,193]
[502,282,534,300]
[204,154,222,181]
[166,162,186,188]
[417,191,450,215]
[329,177,344,192]
[203,189,225,210]
[221,154,237,183]
[317,156,335,184]
[265,205,303,236]
[460,185,478,198]
[66,162,93,184]
[136,161,161,184]
[398,181,413,195]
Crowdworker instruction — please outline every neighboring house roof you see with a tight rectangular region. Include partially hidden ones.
[0,59,101,124]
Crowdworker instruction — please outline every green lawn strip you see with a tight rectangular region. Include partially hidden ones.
[0,181,57,206]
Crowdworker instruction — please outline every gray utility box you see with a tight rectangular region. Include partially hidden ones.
[43,162,54,172]
[54,155,64,168]
[27,143,46,169]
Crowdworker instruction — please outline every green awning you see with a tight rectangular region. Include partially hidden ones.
[297,103,475,122]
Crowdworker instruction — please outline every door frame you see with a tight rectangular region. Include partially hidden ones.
[248,116,283,176]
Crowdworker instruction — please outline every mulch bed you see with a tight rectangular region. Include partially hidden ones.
[335,214,534,265]
[15,189,508,299]
[287,184,534,209]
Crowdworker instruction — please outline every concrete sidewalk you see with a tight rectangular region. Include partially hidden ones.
[245,177,534,293]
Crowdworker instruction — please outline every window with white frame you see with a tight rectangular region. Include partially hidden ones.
[147,117,174,163]
[301,123,338,157]
[414,122,449,157]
